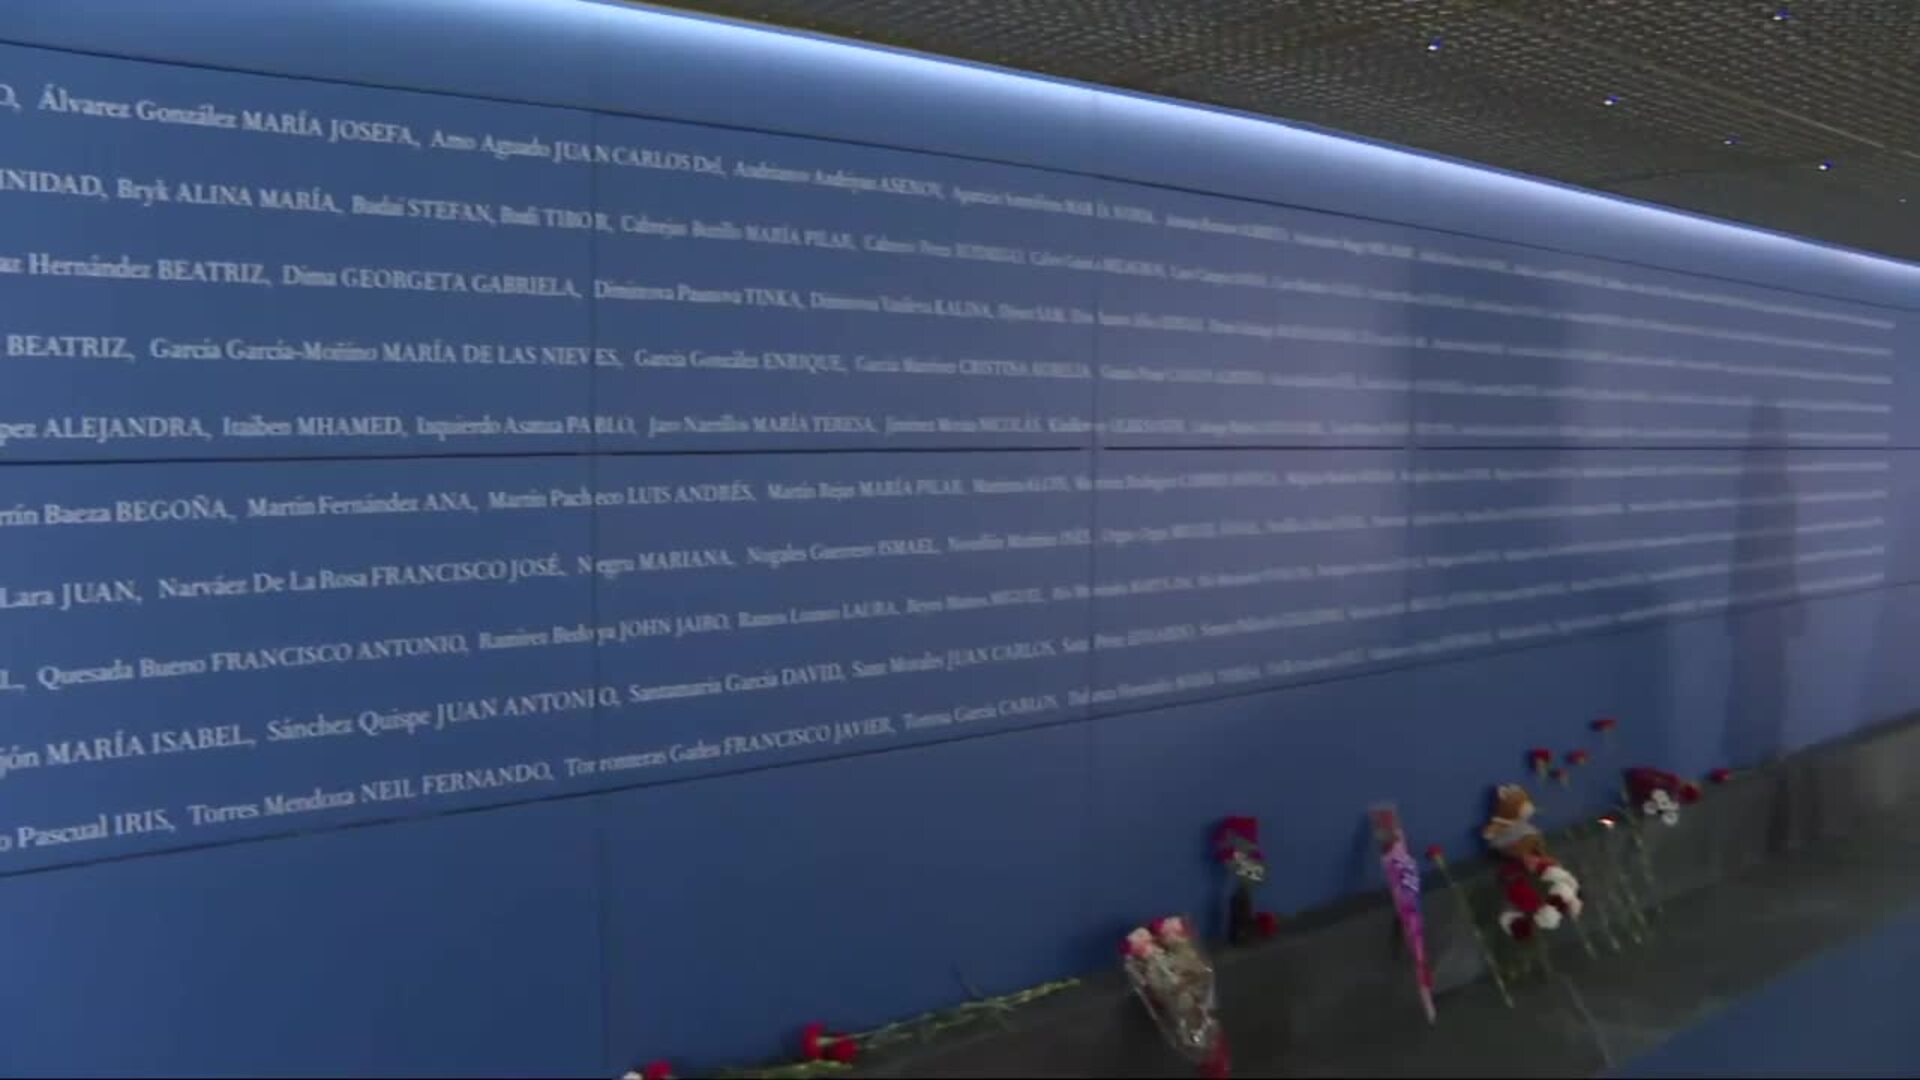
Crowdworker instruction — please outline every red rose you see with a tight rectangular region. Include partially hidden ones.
[1255,911,1279,937]
[801,1023,828,1061]
[642,1063,674,1080]
[1528,747,1552,765]
[827,1041,859,1065]
[1566,749,1591,766]
[1591,717,1618,733]
[1424,844,1445,863]
[1510,916,1535,941]
[1678,781,1702,805]
[1709,767,1734,784]
[1218,816,1258,841]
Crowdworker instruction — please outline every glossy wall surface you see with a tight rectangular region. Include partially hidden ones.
[0,2,1916,1074]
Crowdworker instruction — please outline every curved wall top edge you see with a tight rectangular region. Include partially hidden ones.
[2,0,1916,310]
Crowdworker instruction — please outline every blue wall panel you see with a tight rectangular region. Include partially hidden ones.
[0,42,598,461]
[0,797,605,1078]
[585,118,1100,452]
[0,2,1914,1075]
[0,458,598,871]
[586,451,1094,784]
[598,722,1093,1069]
[1089,450,1412,707]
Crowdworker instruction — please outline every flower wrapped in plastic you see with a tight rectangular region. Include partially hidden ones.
[1120,916,1227,1072]
[1624,767,1700,828]
[1213,816,1278,945]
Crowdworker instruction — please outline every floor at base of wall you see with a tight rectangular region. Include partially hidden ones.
[1259,799,1920,1078]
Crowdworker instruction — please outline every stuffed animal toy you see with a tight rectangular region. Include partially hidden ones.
[1482,784,1582,939]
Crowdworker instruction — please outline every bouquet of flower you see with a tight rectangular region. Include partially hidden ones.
[1483,785,1587,950]
[1624,767,1702,827]
[1213,817,1278,944]
[1121,916,1226,1071]
[1368,805,1437,1022]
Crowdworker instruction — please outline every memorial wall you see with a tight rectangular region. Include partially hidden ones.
[0,2,1914,1075]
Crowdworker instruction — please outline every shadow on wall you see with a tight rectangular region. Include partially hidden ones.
[1399,253,1672,846]
[1725,404,1803,771]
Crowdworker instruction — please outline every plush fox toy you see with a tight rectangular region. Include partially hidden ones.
[1481,784,1582,940]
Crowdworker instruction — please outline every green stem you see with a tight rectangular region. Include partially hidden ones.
[849,978,1080,1052]
[1568,827,1625,952]
[1615,788,1667,920]
[1532,781,1614,954]
[1562,891,1599,959]
[1434,858,1514,1008]
[1589,826,1650,944]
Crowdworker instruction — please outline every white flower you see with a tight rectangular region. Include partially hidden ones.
[1243,862,1267,884]
[1534,905,1563,931]
[1498,910,1524,935]
[1660,808,1680,827]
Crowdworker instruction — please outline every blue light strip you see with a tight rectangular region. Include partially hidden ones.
[0,0,1915,298]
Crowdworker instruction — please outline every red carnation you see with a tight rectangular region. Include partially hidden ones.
[1500,867,1543,912]
[1566,749,1591,766]
[1424,843,1445,862]
[1678,781,1702,805]
[1709,767,1734,784]
[1591,717,1618,733]
[642,1063,674,1080]
[1218,816,1258,842]
[801,1023,858,1064]
[1528,747,1553,772]
[1255,911,1279,938]
[1214,816,1259,862]
[1510,916,1536,941]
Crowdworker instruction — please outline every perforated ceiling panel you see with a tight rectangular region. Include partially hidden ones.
[648,0,1920,263]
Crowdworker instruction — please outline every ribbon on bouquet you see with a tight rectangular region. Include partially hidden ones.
[1369,804,1437,1023]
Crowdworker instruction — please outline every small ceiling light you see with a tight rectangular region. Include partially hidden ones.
[1602,95,1619,106]
[1818,160,1833,171]
[1426,37,1443,52]
[1724,135,1740,146]
[1773,8,1791,21]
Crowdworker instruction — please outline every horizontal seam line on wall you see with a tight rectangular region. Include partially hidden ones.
[1,444,1916,468]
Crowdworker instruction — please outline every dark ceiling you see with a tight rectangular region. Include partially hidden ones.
[650,0,1920,264]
